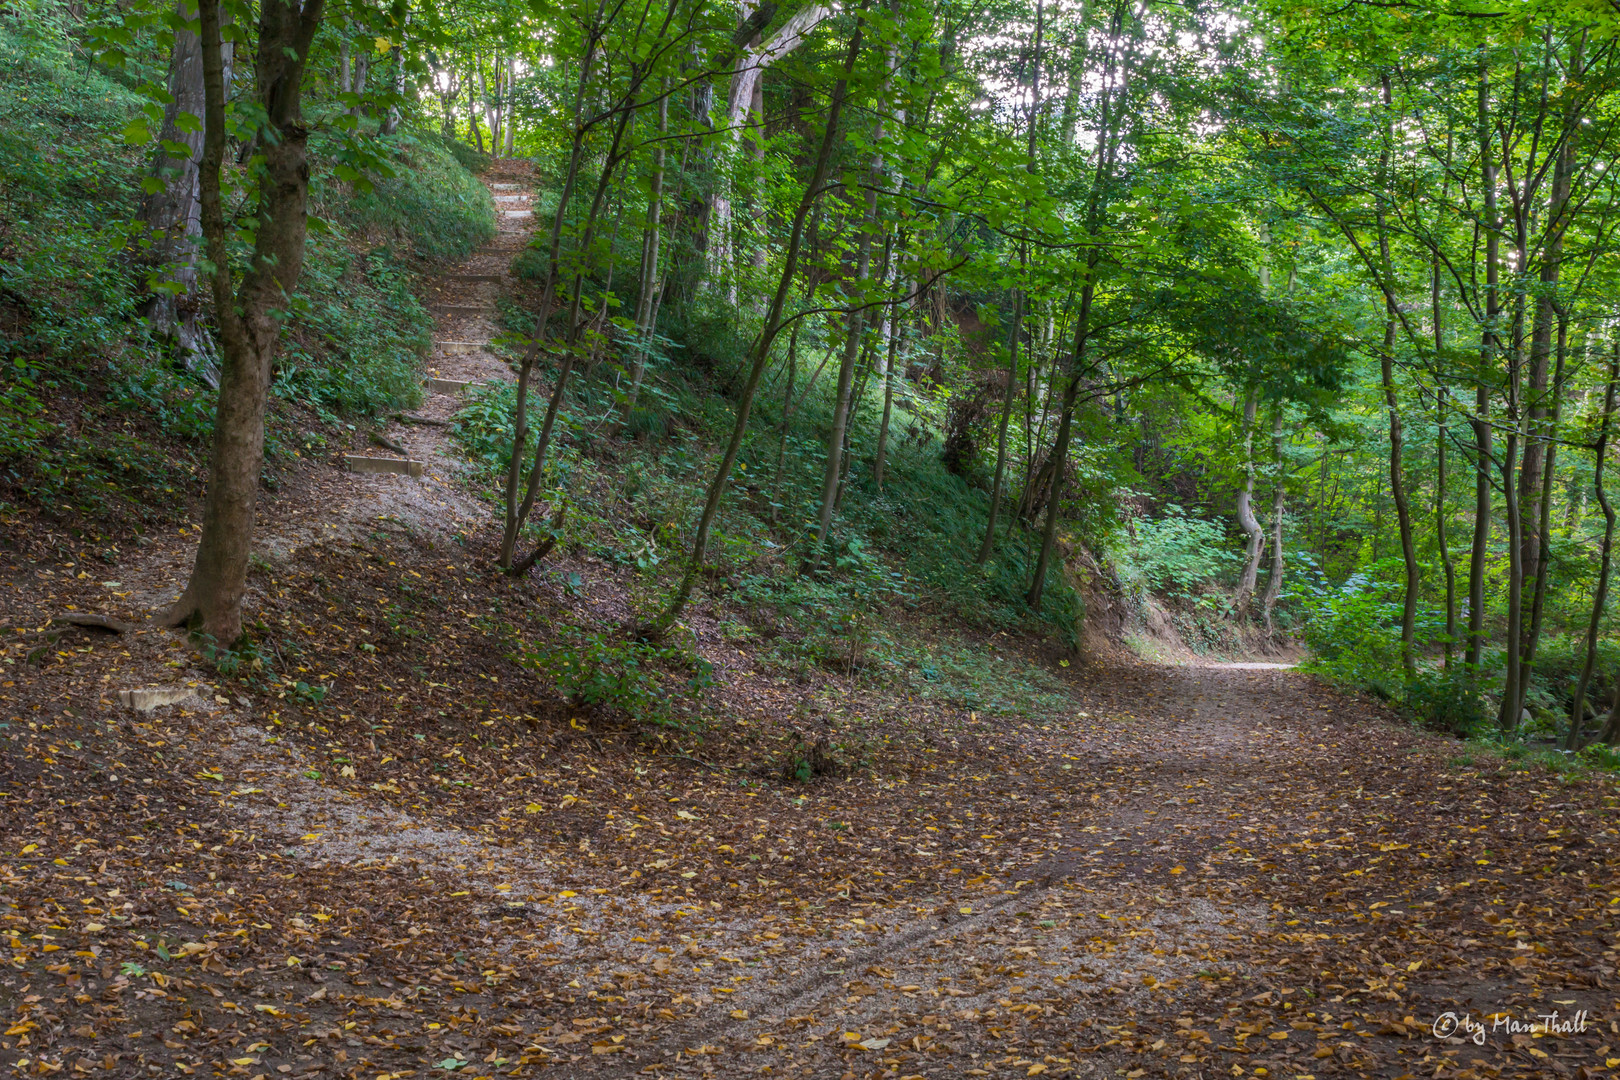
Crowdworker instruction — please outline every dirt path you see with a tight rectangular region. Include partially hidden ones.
[3,174,1617,1078]
[576,664,1620,1079]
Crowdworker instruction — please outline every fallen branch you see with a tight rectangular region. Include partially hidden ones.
[369,431,409,454]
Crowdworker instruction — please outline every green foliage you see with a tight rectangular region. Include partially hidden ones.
[1402,666,1486,738]
[1110,504,1239,601]
[322,130,497,261]
[521,627,714,726]
[276,245,430,418]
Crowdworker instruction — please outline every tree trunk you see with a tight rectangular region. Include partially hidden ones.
[506,78,637,571]
[1466,49,1497,672]
[1518,315,1570,721]
[1375,70,1417,677]
[808,55,894,571]
[1233,388,1263,616]
[620,80,669,429]
[504,57,517,155]
[162,0,325,646]
[380,36,405,135]
[135,0,232,386]
[872,302,901,491]
[1259,409,1285,634]
[698,2,830,298]
[1516,32,1581,678]
[1568,337,1617,749]
[660,11,865,628]
[769,323,798,525]
[1028,272,1094,612]
[978,0,1042,563]
[467,63,484,151]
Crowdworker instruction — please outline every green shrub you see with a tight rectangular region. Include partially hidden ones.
[522,627,714,726]
[1402,665,1485,737]
[1111,504,1240,600]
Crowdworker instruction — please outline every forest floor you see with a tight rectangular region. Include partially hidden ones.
[2,166,1619,1080]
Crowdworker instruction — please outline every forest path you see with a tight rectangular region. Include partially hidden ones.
[583,663,1619,1079]
[100,165,531,621]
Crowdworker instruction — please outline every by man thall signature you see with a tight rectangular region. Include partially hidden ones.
[1431,1009,1591,1045]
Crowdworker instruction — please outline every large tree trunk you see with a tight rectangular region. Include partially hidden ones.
[699,2,830,298]
[162,0,325,646]
[1028,273,1094,611]
[1518,315,1570,720]
[1568,337,1617,749]
[808,41,896,571]
[135,0,232,386]
[660,11,865,628]
[1516,32,1581,679]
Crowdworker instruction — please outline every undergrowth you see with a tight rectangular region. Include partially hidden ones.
[0,11,493,533]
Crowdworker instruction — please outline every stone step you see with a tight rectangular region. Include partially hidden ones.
[433,340,487,355]
[118,686,200,711]
[345,455,423,477]
[476,247,522,255]
[501,209,534,218]
[492,183,521,191]
[494,194,529,203]
[431,304,493,315]
[444,274,504,284]
[424,377,478,395]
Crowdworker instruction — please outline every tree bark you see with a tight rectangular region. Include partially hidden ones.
[1374,70,1418,677]
[135,0,232,385]
[1516,32,1582,675]
[162,0,325,646]
[700,2,830,298]
[1568,337,1617,749]
[1466,50,1497,671]
[1233,389,1263,617]
[1259,409,1285,634]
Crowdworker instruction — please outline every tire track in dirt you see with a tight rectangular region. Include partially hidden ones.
[595,665,1321,1075]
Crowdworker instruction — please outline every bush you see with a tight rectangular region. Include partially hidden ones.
[1402,666,1485,737]
[522,627,713,726]
[1111,504,1239,600]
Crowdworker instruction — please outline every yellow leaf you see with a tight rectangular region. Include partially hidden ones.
[1169,865,1186,875]
[525,803,543,814]
[676,810,698,820]
[373,36,391,53]
[1028,1066,1047,1076]
[560,795,578,808]
[569,718,587,730]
